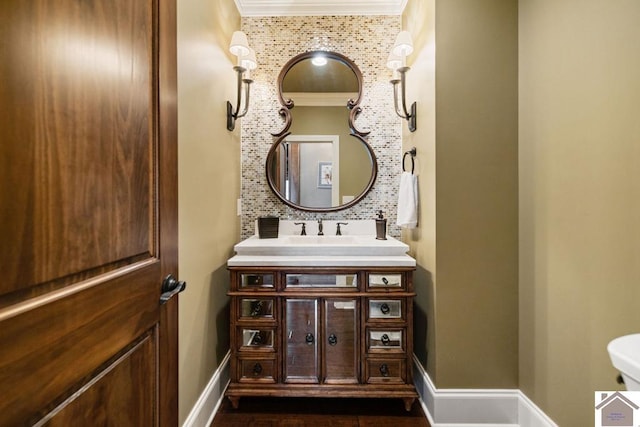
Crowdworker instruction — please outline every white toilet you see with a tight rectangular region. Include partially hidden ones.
[608,334,640,390]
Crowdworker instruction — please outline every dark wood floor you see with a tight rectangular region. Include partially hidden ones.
[210,396,430,427]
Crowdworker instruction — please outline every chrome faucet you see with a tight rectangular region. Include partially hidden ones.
[317,219,324,236]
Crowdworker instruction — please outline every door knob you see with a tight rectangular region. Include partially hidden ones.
[160,274,186,304]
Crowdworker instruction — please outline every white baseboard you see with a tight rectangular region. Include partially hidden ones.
[182,351,230,427]
[412,355,557,427]
[182,352,556,427]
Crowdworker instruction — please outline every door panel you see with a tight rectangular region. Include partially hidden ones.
[0,0,178,425]
[285,299,319,383]
[40,332,157,427]
[324,299,358,384]
[0,0,154,299]
[0,263,159,424]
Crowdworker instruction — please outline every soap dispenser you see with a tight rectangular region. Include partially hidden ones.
[375,210,387,240]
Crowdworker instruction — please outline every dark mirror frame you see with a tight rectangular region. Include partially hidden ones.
[266,51,378,213]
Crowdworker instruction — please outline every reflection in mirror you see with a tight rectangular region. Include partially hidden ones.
[268,134,373,209]
[267,51,377,212]
[282,56,359,106]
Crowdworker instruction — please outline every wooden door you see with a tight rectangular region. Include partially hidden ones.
[0,0,179,425]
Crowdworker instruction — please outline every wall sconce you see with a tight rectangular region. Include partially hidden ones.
[227,31,257,131]
[388,30,417,132]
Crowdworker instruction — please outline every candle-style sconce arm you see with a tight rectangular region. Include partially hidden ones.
[391,67,417,132]
[227,66,253,131]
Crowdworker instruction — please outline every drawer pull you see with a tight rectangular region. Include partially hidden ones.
[382,277,389,285]
[305,333,315,345]
[252,363,263,375]
[379,363,389,377]
[328,333,338,346]
[381,334,391,346]
[380,303,391,315]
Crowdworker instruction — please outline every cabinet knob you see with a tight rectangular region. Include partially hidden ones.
[380,303,391,314]
[379,363,389,377]
[252,363,263,375]
[328,333,338,346]
[381,334,390,345]
[305,333,315,345]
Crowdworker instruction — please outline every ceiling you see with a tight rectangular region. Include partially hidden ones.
[234,0,407,17]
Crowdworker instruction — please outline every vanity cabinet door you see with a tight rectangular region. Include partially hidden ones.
[323,299,358,384]
[285,299,319,383]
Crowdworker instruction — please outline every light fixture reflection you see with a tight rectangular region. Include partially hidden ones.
[311,55,327,66]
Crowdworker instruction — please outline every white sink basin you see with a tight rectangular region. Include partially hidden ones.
[282,235,358,245]
[233,234,410,257]
[608,334,640,390]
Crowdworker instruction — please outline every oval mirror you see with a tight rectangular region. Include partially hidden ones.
[266,51,377,212]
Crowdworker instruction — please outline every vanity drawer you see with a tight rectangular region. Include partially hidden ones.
[367,299,404,320]
[238,298,275,320]
[238,272,275,289]
[238,357,277,383]
[285,273,358,289]
[367,273,404,290]
[238,328,275,352]
[365,358,406,384]
[367,329,405,353]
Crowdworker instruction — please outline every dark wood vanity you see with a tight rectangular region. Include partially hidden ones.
[226,265,418,410]
[226,48,418,410]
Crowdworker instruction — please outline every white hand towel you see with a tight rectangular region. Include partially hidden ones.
[396,171,418,228]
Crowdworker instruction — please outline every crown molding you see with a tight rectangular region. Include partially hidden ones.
[234,0,407,17]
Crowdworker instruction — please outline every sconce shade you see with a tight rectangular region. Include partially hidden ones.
[392,30,414,57]
[241,48,257,70]
[386,52,403,71]
[229,31,250,57]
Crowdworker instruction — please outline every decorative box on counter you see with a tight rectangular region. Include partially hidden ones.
[257,216,279,239]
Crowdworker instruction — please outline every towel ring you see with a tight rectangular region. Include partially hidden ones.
[402,147,417,174]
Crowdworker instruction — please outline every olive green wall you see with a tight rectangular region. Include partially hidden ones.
[433,0,519,390]
[519,0,640,425]
[177,0,240,423]
[402,0,438,379]
[404,0,519,389]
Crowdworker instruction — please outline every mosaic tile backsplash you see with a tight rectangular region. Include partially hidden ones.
[240,15,403,239]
